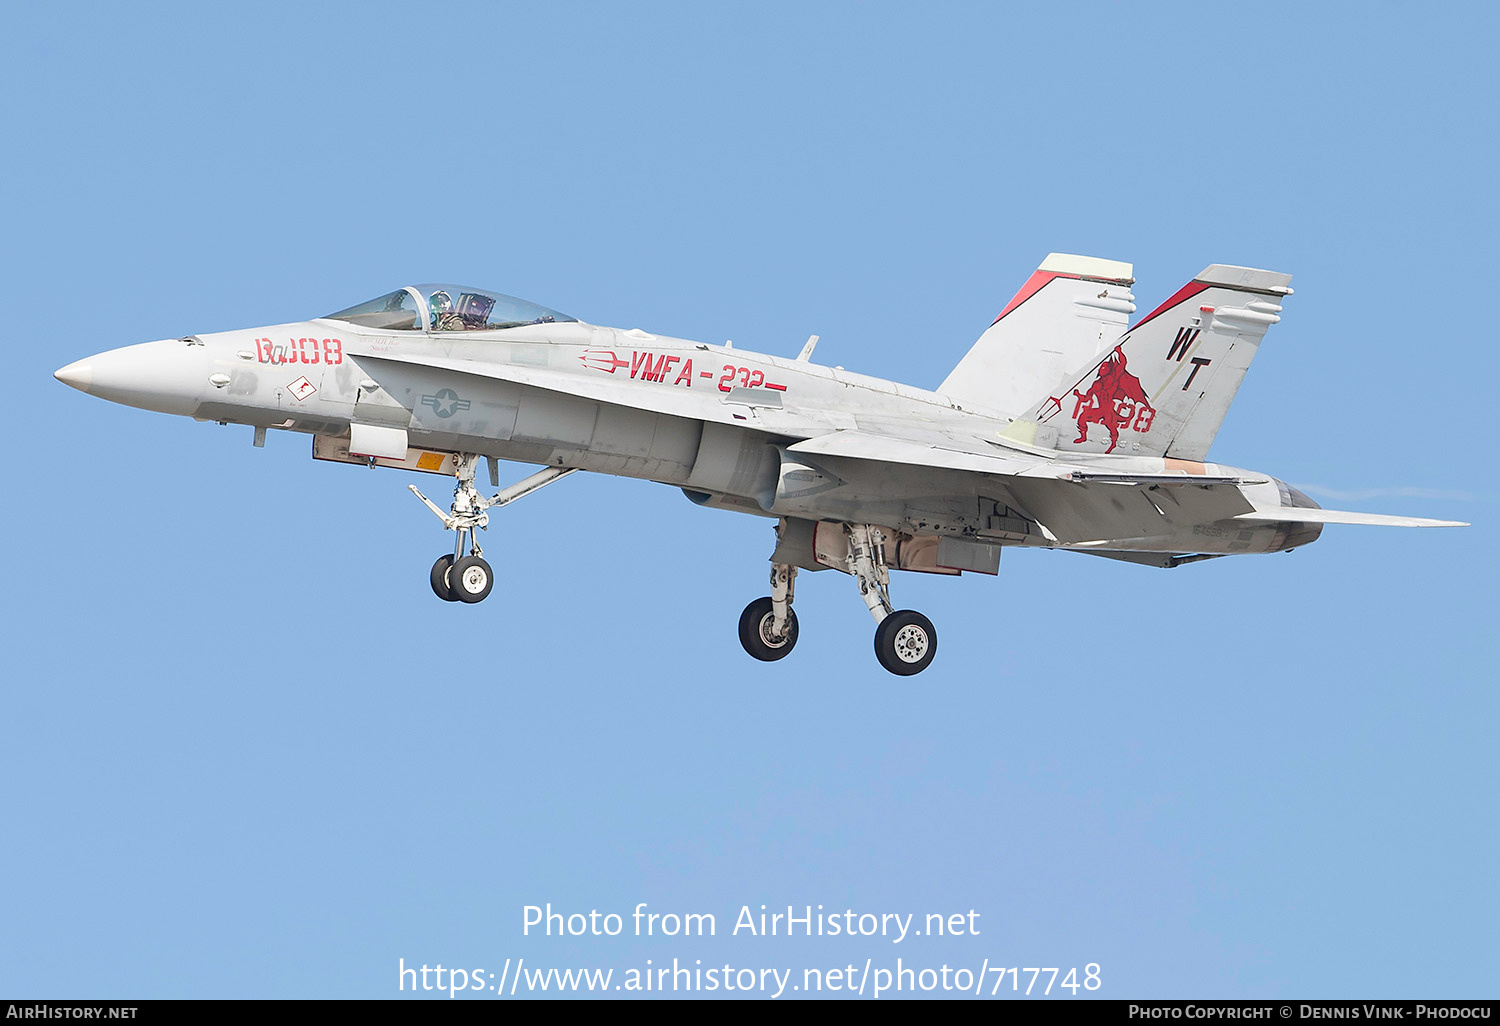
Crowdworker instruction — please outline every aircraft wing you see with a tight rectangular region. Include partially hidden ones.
[787,429,1257,542]
[787,428,1051,477]
[996,474,1256,542]
[789,429,1262,483]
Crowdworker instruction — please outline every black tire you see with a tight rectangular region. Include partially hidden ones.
[450,555,494,603]
[737,596,798,661]
[430,555,459,602]
[874,609,937,675]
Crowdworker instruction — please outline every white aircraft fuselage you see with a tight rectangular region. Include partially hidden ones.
[55,270,1462,674]
[55,316,1309,554]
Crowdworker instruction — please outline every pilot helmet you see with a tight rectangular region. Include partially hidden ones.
[429,290,453,313]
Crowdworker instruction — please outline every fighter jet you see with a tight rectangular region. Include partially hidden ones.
[53,256,1465,675]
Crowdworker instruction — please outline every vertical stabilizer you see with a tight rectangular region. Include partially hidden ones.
[939,254,1135,417]
[1013,264,1292,459]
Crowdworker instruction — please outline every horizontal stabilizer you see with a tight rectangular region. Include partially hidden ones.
[1235,508,1468,528]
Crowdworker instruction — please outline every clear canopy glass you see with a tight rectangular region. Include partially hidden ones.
[324,289,426,331]
[326,285,577,332]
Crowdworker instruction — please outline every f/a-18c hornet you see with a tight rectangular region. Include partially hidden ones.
[54,256,1466,674]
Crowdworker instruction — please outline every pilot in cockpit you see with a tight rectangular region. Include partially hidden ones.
[429,290,454,329]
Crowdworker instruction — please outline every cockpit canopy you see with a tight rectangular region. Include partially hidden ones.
[325,284,578,333]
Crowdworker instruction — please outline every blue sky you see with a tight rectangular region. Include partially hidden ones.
[2,0,1495,1000]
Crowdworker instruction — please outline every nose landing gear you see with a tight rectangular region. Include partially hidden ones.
[430,554,459,602]
[449,554,494,603]
[430,553,495,603]
[411,454,575,605]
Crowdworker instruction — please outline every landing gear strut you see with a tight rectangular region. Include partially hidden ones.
[738,563,799,660]
[844,523,937,675]
[411,455,575,605]
[737,520,938,675]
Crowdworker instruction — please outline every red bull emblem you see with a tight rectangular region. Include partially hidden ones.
[1064,345,1155,453]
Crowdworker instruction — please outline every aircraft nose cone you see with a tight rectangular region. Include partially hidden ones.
[55,340,209,416]
[54,360,93,393]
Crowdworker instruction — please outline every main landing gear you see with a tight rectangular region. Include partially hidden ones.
[739,563,799,661]
[410,454,575,604]
[737,521,938,675]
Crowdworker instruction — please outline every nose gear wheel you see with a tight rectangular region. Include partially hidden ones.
[410,455,576,605]
[430,555,459,602]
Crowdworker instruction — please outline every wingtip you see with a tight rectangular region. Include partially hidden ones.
[1039,253,1134,282]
